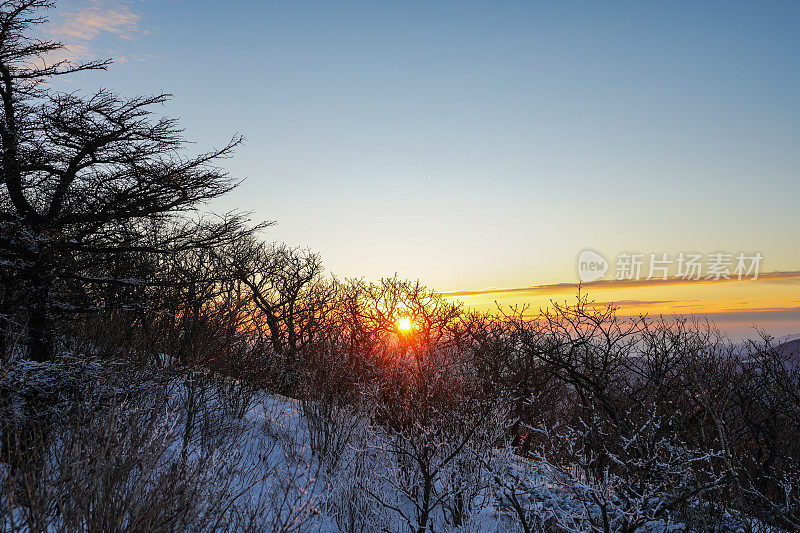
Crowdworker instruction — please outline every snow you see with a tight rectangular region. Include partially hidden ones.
[0,359,751,532]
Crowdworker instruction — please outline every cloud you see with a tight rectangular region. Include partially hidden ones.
[50,1,139,41]
[45,0,143,62]
[440,270,800,298]
[584,299,676,307]
[442,273,800,339]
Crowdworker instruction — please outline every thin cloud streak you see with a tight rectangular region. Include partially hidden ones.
[584,299,676,307]
[441,271,800,298]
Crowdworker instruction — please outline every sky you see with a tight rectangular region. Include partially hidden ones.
[43,0,800,339]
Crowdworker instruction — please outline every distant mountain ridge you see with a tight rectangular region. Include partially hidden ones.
[775,334,800,366]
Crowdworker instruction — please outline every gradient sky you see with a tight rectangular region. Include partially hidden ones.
[44,0,800,339]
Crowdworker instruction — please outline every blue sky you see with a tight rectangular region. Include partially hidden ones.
[45,0,800,336]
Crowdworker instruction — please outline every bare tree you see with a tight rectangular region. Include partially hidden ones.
[0,1,251,362]
[234,241,330,376]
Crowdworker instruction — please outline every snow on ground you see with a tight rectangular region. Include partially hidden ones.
[1,360,749,532]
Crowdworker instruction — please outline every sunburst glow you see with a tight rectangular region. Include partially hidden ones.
[397,316,413,332]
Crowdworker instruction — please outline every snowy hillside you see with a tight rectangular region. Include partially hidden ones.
[1,357,751,532]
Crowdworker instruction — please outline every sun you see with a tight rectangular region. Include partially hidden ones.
[396,316,413,332]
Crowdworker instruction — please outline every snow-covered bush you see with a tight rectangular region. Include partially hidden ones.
[0,357,318,532]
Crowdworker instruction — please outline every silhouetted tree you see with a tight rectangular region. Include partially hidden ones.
[234,241,327,361]
[0,1,249,361]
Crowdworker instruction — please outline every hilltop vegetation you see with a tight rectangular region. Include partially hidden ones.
[1,2,798,531]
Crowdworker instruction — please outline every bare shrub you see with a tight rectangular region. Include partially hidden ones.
[0,356,322,532]
[323,444,393,533]
[301,396,362,475]
[297,343,364,474]
[363,347,498,533]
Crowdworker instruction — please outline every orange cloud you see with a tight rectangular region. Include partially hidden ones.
[440,270,800,298]
[442,271,800,339]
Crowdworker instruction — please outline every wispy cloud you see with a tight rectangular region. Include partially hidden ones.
[442,272,800,339]
[440,271,800,298]
[45,0,144,62]
[584,299,676,308]
[50,1,139,41]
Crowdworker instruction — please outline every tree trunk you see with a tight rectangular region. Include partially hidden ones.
[27,268,54,363]
[0,281,8,362]
[0,269,18,362]
[417,470,433,533]
[28,303,54,363]
[264,308,284,357]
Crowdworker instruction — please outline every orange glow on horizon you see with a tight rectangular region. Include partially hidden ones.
[440,271,800,339]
